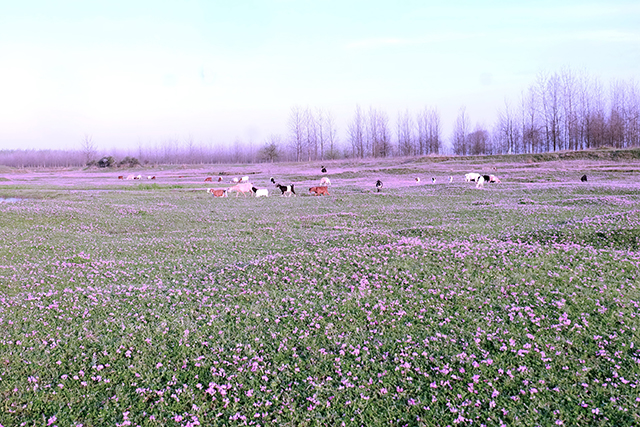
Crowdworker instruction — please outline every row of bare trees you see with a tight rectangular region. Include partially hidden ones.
[2,69,639,168]
[287,106,340,162]
[468,69,640,155]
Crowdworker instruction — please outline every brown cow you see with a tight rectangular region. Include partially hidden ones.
[207,188,228,197]
[204,177,213,182]
[309,186,329,196]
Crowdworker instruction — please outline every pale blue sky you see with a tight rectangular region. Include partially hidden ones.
[1,0,638,152]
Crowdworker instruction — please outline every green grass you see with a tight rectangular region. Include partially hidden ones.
[1,162,639,426]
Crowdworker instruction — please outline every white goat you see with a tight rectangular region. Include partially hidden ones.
[228,182,253,197]
[465,173,481,182]
[252,187,269,197]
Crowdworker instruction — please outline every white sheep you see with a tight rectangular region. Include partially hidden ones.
[320,177,331,186]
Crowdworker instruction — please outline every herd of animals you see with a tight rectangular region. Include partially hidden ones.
[117,166,591,197]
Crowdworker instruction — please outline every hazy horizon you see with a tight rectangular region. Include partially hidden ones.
[1,0,639,151]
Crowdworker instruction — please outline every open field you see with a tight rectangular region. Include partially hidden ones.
[1,152,640,426]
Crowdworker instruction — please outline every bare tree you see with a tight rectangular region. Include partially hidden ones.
[376,109,392,157]
[626,79,640,147]
[560,68,579,151]
[397,109,414,156]
[303,107,318,161]
[348,105,365,158]
[288,106,305,162]
[81,134,97,165]
[539,72,562,152]
[609,80,627,148]
[452,107,470,155]
[323,110,340,159]
[497,99,520,154]
[425,107,442,154]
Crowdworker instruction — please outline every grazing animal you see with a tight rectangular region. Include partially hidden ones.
[228,182,253,197]
[231,177,240,183]
[207,188,228,197]
[488,174,501,183]
[449,176,453,183]
[476,175,485,188]
[252,187,269,198]
[321,166,327,173]
[204,177,213,182]
[309,186,329,196]
[218,176,223,182]
[118,175,124,180]
[415,177,421,183]
[135,175,142,180]
[150,176,156,180]
[270,177,276,184]
[431,177,436,183]
[465,172,481,182]
[375,180,383,192]
[483,175,491,182]
[581,174,588,182]
[275,184,296,197]
[240,176,249,183]
[320,177,331,186]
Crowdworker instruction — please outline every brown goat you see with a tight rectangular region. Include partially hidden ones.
[309,186,329,196]
[207,188,228,197]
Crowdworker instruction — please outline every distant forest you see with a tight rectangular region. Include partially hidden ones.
[1,69,638,168]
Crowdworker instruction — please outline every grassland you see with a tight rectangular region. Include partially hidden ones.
[1,154,639,426]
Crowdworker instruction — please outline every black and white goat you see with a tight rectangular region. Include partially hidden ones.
[275,183,296,197]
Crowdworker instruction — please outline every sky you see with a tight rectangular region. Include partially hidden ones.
[1,0,639,152]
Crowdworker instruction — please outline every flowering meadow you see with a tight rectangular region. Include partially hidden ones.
[1,159,639,426]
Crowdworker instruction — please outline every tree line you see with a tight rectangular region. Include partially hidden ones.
[1,69,638,168]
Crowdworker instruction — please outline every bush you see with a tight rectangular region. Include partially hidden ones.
[97,156,115,168]
[118,156,141,168]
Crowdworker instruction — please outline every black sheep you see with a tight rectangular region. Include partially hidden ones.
[581,174,588,182]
